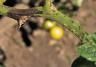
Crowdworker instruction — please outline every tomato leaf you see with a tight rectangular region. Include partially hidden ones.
[78,33,96,62]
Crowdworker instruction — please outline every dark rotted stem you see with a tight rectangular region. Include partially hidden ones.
[7,7,43,20]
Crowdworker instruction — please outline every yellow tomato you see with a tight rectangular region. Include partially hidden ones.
[0,0,6,5]
[43,20,56,30]
[50,26,64,40]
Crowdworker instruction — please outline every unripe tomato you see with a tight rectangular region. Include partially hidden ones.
[43,20,56,30]
[50,26,64,40]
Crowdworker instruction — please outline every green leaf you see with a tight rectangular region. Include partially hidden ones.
[78,33,96,62]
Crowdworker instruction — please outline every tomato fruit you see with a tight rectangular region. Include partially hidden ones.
[43,20,56,30]
[50,26,64,40]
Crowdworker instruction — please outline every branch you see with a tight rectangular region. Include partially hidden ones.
[0,5,43,20]
[7,7,43,20]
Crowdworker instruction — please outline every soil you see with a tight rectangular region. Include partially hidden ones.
[0,0,96,67]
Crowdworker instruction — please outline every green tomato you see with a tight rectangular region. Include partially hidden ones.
[43,20,56,30]
[50,26,64,40]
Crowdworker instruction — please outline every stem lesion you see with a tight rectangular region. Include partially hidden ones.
[7,7,43,20]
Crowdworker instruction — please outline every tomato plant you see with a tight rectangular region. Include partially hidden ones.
[0,0,96,64]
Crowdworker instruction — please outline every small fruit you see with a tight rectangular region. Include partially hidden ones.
[43,20,56,30]
[50,26,64,40]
